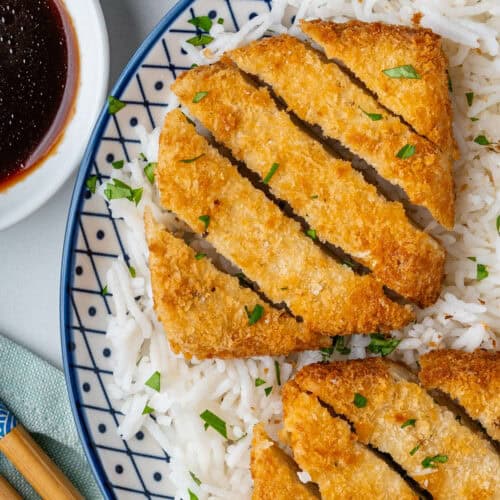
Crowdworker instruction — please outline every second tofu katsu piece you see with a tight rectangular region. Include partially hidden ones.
[295,359,500,499]
[300,20,459,161]
[251,424,320,500]
[171,61,444,308]
[229,35,455,229]
[281,381,418,500]
[157,110,413,335]
[420,349,500,441]
[144,210,331,359]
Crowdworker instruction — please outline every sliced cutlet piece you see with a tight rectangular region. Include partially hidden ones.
[300,20,459,162]
[157,110,413,335]
[295,359,500,499]
[144,209,330,359]
[171,61,442,307]
[282,381,418,500]
[251,423,320,500]
[420,349,500,441]
[229,34,455,230]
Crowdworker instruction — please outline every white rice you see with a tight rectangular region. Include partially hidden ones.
[101,1,500,498]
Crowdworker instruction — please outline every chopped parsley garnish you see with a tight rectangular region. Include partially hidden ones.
[477,263,488,281]
[193,92,209,104]
[383,65,420,79]
[107,96,126,114]
[101,285,108,296]
[401,418,416,429]
[217,17,224,24]
[310,194,319,199]
[198,214,210,231]
[255,378,266,387]
[474,135,491,145]
[195,252,206,260]
[188,15,212,32]
[180,153,205,163]
[139,152,147,161]
[335,336,351,355]
[360,107,383,121]
[353,392,367,408]
[367,334,400,356]
[468,256,477,262]
[142,405,155,415]
[191,63,198,68]
[128,266,136,278]
[409,444,420,456]
[112,160,124,169]
[104,178,143,206]
[188,489,198,500]
[496,215,500,234]
[448,73,453,92]
[86,175,98,194]
[466,92,474,106]
[186,34,214,46]
[320,346,334,362]
[145,371,161,392]
[421,454,448,468]
[245,304,264,325]
[263,162,279,184]
[189,471,201,486]
[470,117,479,122]
[144,162,157,184]
[264,386,272,397]
[396,144,416,159]
[306,229,317,240]
[200,409,227,438]
[274,360,281,386]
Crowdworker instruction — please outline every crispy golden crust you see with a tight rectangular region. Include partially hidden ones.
[144,210,330,358]
[420,349,500,441]
[251,424,320,500]
[229,35,446,304]
[282,382,417,499]
[294,359,500,499]
[301,20,459,164]
[157,110,412,335]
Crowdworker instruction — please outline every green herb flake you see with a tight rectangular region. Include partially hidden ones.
[101,285,108,296]
[468,256,477,262]
[367,334,400,357]
[189,471,201,486]
[421,454,448,468]
[353,392,367,408]
[180,153,205,163]
[198,214,210,231]
[103,178,143,206]
[401,418,416,429]
[107,96,126,114]
[470,117,479,122]
[188,489,199,500]
[263,162,279,184]
[466,92,474,106]
[144,162,157,184]
[310,194,319,199]
[382,65,421,79]
[474,135,491,145]
[320,346,334,362]
[186,34,214,46]
[245,304,264,326]
[264,386,272,397]
[360,107,383,121]
[86,175,98,194]
[306,229,317,240]
[128,266,136,278]
[477,263,488,281]
[112,160,124,170]
[274,360,281,386]
[335,336,351,355]
[188,15,212,32]
[496,215,500,234]
[195,252,206,260]
[193,91,209,103]
[217,17,224,24]
[139,152,147,161]
[409,444,420,456]
[448,73,453,93]
[200,409,227,438]
[191,63,199,68]
[145,371,161,392]
[255,378,266,387]
[142,405,155,415]
[396,144,416,159]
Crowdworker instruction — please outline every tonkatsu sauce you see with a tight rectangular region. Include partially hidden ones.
[0,0,78,191]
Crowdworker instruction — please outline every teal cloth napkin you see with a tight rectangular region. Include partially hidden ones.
[0,334,102,499]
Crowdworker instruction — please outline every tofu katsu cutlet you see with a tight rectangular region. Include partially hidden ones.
[420,349,500,441]
[301,20,459,161]
[281,381,418,500]
[229,35,455,229]
[144,210,331,358]
[295,359,500,499]
[171,61,444,307]
[157,110,413,335]
[251,424,320,500]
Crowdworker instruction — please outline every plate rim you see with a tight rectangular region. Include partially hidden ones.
[60,1,195,497]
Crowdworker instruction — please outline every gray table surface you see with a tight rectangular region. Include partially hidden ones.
[0,0,176,369]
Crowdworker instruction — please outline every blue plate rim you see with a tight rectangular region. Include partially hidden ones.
[59,1,195,497]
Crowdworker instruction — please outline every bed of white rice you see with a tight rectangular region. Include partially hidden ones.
[101,1,500,498]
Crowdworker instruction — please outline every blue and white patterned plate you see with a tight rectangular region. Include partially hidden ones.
[60,1,272,498]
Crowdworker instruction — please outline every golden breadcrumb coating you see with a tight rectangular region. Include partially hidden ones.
[171,61,439,307]
[251,423,320,500]
[300,20,459,164]
[157,109,413,335]
[295,359,500,499]
[420,349,500,441]
[144,209,330,358]
[282,381,418,499]
[229,34,455,231]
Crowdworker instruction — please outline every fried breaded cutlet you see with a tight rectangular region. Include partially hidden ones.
[281,381,418,500]
[229,34,455,229]
[419,349,500,441]
[295,359,500,499]
[171,62,443,307]
[144,209,331,358]
[157,110,413,335]
[251,423,320,500]
[300,20,459,162]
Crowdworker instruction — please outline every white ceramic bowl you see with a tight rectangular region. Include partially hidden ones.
[0,0,109,230]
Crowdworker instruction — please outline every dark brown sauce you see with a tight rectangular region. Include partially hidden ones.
[0,0,78,191]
